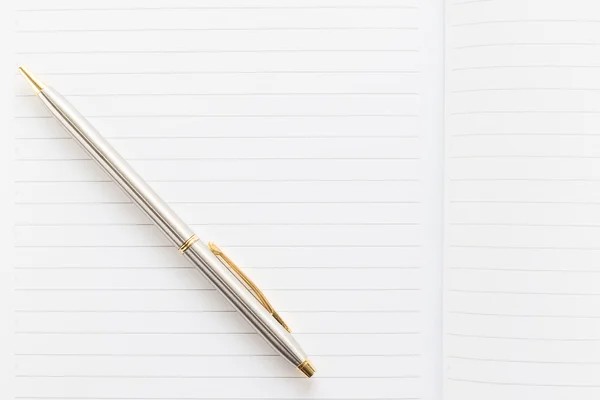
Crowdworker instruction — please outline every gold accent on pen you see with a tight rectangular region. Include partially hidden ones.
[179,234,199,254]
[297,360,316,378]
[208,242,292,333]
[18,66,46,94]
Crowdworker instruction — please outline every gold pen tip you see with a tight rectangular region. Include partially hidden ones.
[18,65,46,94]
[297,360,316,378]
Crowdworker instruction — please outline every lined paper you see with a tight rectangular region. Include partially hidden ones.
[9,1,443,399]
[445,0,600,399]
[0,5,15,400]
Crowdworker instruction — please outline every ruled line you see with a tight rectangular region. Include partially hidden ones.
[449,311,600,319]
[14,222,421,227]
[15,201,419,205]
[15,92,420,97]
[17,49,419,55]
[10,396,416,400]
[452,19,600,27]
[452,87,600,93]
[449,267,600,273]
[13,310,419,314]
[17,27,419,33]
[448,377,600,388]
[452,65,600,71]
[449,244,600,251]
[449,223,600,228]
[450,177,600,182]
[16,157,419,161]
[14,266,422,270]
[13,245,419,249]
[14,69,421,74]
[14,178,420,183]
[14,396,418,400]
[14,375,421,379]
[449,289,600,296]
[450,111,600,116]
[16,114,418,119]
[452,132,600,137]
[454,42,600,50]
[14,288,420,292]
[13,353,421,358]
[450,200,600,205]
[16,6,420,11]
[15,136,421,139]
[15,331,420,335]
[447,334,600,342]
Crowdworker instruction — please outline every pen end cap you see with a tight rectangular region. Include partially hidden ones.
[297,360,316,378]
[18,66,46,94]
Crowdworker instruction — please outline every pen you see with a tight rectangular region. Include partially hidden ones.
[18,66,315,378]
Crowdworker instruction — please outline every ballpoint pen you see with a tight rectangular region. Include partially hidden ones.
[18,66,315,378]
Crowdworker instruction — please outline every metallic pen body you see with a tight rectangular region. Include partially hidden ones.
[21,68,314,377]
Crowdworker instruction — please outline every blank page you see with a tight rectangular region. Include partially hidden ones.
[9,1,444,399]
[445,0,600,399]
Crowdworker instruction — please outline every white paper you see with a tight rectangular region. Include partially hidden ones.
[0,4,16,400]
[445,0,600,398]
[8,1,444,399]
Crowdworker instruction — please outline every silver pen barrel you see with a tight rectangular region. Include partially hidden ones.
[19,66,315,378]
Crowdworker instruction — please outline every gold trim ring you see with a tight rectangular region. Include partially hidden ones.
[297,360,316,378]
[179,234,199,254]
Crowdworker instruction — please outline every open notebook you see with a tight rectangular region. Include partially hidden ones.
[2,0,600,399]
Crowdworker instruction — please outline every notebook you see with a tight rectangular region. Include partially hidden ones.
[2,0,600,399]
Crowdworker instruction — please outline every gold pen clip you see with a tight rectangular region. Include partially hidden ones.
[208,242,291,333]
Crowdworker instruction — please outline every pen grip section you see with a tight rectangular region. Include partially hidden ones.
[37,87,195,248]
